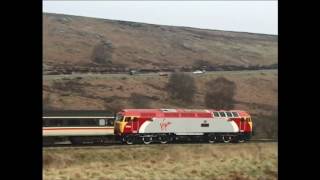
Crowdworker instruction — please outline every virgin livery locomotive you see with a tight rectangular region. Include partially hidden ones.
[114,109,253,144]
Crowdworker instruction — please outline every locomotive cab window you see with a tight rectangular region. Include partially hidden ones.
[116,114,124,122]
[226,112,233,117]
[219,112,226,117]
[213,112,220,117]
[124,117,132,122]
[231,112,239,117]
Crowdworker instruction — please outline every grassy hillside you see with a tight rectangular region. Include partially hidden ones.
[43,70,277,113]
[43,143,278,180]
[43,13,277,72]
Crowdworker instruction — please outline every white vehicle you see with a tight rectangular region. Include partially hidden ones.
[193,70,205,74]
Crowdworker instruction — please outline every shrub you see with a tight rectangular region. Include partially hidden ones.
[204,77,236,109]
[91,40,113,64]
[166,73,196,103]
[252,111,278,139]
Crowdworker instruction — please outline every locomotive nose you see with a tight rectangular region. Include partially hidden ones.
[114,121,126,135]
[248,118,253,132]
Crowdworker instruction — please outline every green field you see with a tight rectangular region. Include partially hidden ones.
[43,142,277,180]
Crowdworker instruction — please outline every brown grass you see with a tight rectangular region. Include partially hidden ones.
[43,142,277,180]
[43,13,277,70]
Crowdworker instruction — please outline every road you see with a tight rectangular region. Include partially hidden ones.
[43,69,277,80]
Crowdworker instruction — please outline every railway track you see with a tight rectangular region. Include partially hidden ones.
[43,139,277,149]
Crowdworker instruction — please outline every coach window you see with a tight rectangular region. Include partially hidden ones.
[43,119,49,127]
[226,112,233,117]
[66,119,80,126]
[51,119,63,127]
[231,112,239,117]
[80,119,96,127]
[219,112,226,117]
[213,112,220,117]
[99,119,106,126]
[107,119,114,126]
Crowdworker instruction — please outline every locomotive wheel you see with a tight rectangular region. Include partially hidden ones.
[70,137,83,145]
[237,136,245,143]
[123,136,134,145]
[222,136,232,143]
[159,135,168,144]
[142,137,152,144]
[208,136,217,143]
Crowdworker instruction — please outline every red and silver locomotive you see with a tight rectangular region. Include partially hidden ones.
[114,109,253,144]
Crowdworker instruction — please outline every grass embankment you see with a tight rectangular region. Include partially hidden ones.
[43,142,277,180]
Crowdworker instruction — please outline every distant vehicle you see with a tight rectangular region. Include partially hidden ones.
[129,70,137,75]
[159,72,169,76]
[193,70,205,74]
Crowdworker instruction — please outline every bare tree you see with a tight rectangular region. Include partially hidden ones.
[167,72,196,103]
[204,77,236,109]
[91,40,113,64]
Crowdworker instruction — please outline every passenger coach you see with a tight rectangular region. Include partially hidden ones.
[43,110,115,145]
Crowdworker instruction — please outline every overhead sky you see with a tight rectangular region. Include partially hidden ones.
[43,1,278,35]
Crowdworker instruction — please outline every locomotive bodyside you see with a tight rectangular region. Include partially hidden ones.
[114,109,253,144]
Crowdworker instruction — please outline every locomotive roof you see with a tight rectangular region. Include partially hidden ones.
[122,109,247,112]
[121,109,249,116]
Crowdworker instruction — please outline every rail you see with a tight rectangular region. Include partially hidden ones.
[43,139,277,149]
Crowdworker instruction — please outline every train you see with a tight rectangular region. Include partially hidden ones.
[43,109,253,145]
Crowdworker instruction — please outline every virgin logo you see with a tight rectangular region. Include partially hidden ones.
[160,119,172,131]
